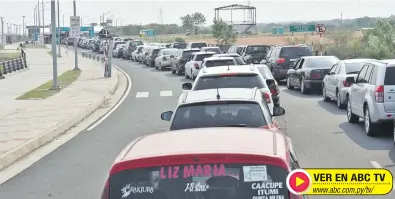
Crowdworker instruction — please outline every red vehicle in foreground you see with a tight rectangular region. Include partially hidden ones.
[100,127,305,199]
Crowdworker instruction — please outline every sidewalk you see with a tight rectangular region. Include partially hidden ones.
[0,47,120,170]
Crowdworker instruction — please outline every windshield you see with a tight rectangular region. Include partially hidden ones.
[170,101,267,130]
[246,46,270,54]
[182,50,200,58]
[196,54,214,61]
[194,74,266,90]
[152,49,161,55]
[173,43,187,49]
[163,49,179,55]
[109,163,289,199]
[279,47,312,59]
[204,60,236,68]
[257,67,275,80]
[345,62,365,74]
[305,57,339,68]
[204,48,222,54]
[191,43,207,48]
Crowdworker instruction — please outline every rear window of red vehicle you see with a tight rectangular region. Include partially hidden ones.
[109,163,289,199]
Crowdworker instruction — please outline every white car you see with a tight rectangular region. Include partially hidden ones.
[212,53,247,65]
[155,48,179,70]
[181,65,275,115]
[184,52,216,80]
[200,57,237,69]
[131,45,144,61]
[322,59,373,109]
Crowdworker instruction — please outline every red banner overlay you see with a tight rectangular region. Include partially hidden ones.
[160,164,227,179]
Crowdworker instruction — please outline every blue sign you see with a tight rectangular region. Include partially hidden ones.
[55,26,94,37]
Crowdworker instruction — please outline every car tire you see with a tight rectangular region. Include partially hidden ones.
[300,79,309,94]
[185,69,189,79]
[286,77,294,89]
[322,84,330,102]
[347,96,359,123]
[364,105,377,136]
[192,70,196,80]
[336,90,346,109]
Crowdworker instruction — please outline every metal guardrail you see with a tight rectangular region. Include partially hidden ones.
[0,55,28,79]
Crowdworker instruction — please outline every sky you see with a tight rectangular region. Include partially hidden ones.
[0,0,394,29]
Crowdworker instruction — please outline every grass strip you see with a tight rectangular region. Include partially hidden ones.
[0,52,21,62]
[16,70,81,100]
[24,44,47,49]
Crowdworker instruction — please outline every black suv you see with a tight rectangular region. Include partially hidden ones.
[262,45,313,81]
[170,49,200,75]
[238,45,271,64]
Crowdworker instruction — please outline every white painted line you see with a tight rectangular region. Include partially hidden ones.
[136,92,149,98]
[370,161,382,168]
[87,65,132,131]
[160,90,173,97]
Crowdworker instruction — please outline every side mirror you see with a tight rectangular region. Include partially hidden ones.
[161,111,173,121]
[260,60,267,64]
[182,83,192,90]
[345,76,355,84]
[272,106,285,116]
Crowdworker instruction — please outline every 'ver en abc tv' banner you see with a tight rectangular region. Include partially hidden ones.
[286,168,393,195]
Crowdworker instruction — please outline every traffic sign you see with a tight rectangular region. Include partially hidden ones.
[286,169,312,195]
[70,16,81,37]
[315,24,326,34]
[289,25,315,32]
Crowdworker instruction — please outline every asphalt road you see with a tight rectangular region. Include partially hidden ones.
[0,49,394,199]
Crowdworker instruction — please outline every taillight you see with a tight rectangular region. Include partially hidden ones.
[310,71,321,79]
[262,92,271,103]
[194,63,199,69]
[276,58,285,64]
[259,125,269,129]
[375,85,384,103]
[343,80,352,87]
[220,72,237,76]
[100,180,109,199]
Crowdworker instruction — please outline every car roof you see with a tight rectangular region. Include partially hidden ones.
[182,88,258,104]
[200,65,259,76]
[204,57,235,61]
[342,59,374,63]
[119,127,287,162]
[301,55,338,59]
[213,53,240,57]
[192,51,216,55]
[202,46,220,49]
[183,48,200,51]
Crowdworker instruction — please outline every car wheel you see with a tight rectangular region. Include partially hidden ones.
[286,77,294,89]
[347,96,359,123]
[322,84,330,102]
[192,70,196,80]
[160,62,165,71]
[364,106,377,136]
[300,79,308,94]
[336,90,346,109]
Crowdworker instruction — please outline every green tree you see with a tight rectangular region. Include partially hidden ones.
[211,18,236,44]
[180,14,194,31]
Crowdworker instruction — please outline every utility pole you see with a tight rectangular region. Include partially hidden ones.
[62,14,64,27]
[1,17,3,45]
[42,0,44,44]
[34,5,36,41]
[159,7,163,25]
[57,0,61,57]
[37,0,41,40]
[73,0,79,70]
[22,16,25,38]
[50,0,59,90]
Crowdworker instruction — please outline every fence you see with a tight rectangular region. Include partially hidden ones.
[0,49,28,79]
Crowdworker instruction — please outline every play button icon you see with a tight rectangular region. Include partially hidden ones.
[286,169,312,195]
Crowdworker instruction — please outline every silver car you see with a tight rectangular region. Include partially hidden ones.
[322,59,373,109]
[346,60,395,137]
[154,48,179,70]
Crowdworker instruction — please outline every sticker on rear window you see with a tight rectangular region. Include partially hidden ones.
[243,165,268,182]
[120,184,154,198]
[160,164,227,179]
[184,182,210,192]
[252,181,284,198]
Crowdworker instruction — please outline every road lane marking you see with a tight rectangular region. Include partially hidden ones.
[87,64,132,131]
[136,92,149,98]
[160,91,173,97]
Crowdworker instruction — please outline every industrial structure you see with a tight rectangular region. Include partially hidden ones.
[214,3,257,34]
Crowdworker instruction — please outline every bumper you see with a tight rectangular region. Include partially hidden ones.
[369,103,395,123]
[161,61,172,68]
[272,95,280,106]
[303,79,323,90]
[273,68,288,80]
[339,87,350,104]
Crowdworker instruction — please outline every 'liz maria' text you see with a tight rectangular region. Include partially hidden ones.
[160,164,227,179]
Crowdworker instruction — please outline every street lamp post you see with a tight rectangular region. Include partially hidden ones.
[50,0,59,90]
[42,0,44,44]
[22,16,25,38]
[73,0,79,70]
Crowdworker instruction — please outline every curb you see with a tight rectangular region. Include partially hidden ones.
[0,57,121,171]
